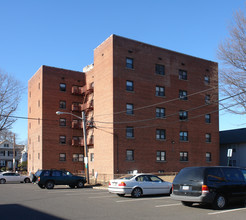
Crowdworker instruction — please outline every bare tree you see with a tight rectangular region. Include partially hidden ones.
[217,9,246,114]
[0,70,23,131]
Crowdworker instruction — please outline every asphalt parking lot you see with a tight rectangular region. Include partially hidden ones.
[0,184,246,220]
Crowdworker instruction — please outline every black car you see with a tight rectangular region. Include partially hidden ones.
[32,169,86,189]
[171,166,246,209]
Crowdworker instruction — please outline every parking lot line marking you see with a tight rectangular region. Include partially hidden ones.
[116,197,171,203]
[208,207,246,215]
[89,195,116,199]
[155,203,181,208]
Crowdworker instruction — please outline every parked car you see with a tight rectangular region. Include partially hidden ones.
[0,172,31,184]
[171,166,246,209]
[32,169,87,189]
[108,173,172,198]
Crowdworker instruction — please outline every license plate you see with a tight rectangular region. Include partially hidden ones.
[182,186,190,190]
[112,182,117,186]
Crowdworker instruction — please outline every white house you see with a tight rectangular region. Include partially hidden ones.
[220,128,246,168]
[0,140,25,170]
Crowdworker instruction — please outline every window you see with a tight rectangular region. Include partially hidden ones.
[179,110,188,120]
[4,143,9,147]
[156,86,165,97]
[59,135,66,144]
[179,90,188,100]
[73,154,79,162]
[156,151,166,161]
[60,83,66,92]
[0,151,5,156]
[156,108,165,118]
[126,127,134,138]
[206,152,212,162]
[156,129,166,140]
[59,101,66,109]
[126,104,134,115]
[59,118,66,127]
[180,152,188,161]
[38,100,40,107]
[126,80,134,91]
[59,153,66,161]
[179,70,187,80]
[205,76,210,84]
[205,95,210,104]
[155,64,165,75]
[206,133,211,143]
[38,153,40,160]
[0,160,5,166]
[90,153,94,162]
[126,150,134,161]
[126,57,134,69]
[180,131,188,141]
[205,114,211,123]
[79,154,84,162]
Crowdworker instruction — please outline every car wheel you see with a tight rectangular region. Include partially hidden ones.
[45,181,55,189]
[77,181,84,188]
[117,194,125,197]
[181,201,193,207]
[69,185,75,189]
[131,187,142,198]
[24,178,31,183]
[0,178,6,184]
[212,194,227,210]
[38,184,45,189]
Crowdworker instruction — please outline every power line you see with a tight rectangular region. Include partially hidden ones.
[94,86,218,118]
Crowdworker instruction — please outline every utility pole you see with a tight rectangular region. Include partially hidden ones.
[13,134,16,172]
[82,111,89,184]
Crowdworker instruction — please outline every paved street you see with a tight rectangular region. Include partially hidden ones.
[0,183,246,220]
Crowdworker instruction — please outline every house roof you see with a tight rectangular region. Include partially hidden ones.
[220,128,246,145]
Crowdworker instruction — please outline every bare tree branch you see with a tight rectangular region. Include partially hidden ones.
[218,9,246,114]
[0,69,24,132]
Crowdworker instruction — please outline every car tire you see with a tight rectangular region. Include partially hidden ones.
[0,178,6,184]
[24,178,31,183]
[69,185,75,189]
[45,181,55,189]
[212,194,227,210]
[131,187,142,198]
[181,201,193,207]
[77,180,84,188]
[117,194,125,197]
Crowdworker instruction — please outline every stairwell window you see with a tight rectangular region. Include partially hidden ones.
[126,103,134,115]
[60,83,66,92]
[126,150,134,161]
[205,114,211,123]
[206,152,212,162]
[206,133,211,143]
[126,126,134,138]
[126,80,134,91]
[126,57,134,69]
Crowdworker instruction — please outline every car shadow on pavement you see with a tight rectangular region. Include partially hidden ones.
[0,204,65,220]
[188,202,246,211]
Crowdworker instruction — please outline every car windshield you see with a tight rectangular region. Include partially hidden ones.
[119,175,136,180]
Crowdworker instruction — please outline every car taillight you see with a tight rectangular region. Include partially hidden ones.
[108,182,111,186]
[202,185,209,193]
[118,182,126,186]
[38,177,40,182]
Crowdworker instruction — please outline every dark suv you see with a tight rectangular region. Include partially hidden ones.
[171,166,246,209]
[32,169,86,189]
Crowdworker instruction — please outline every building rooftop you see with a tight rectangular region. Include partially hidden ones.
[220,128,246,144]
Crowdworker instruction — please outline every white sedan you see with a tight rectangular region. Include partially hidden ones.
[0,172,31,184]
[108,174,172,198]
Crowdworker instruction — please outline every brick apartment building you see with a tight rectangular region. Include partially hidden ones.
[28,35,219,180]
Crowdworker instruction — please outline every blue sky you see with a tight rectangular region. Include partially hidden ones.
[0,0,245,143]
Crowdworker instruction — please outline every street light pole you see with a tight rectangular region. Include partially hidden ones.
[82,111,89,184]
[56,111,90,184]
